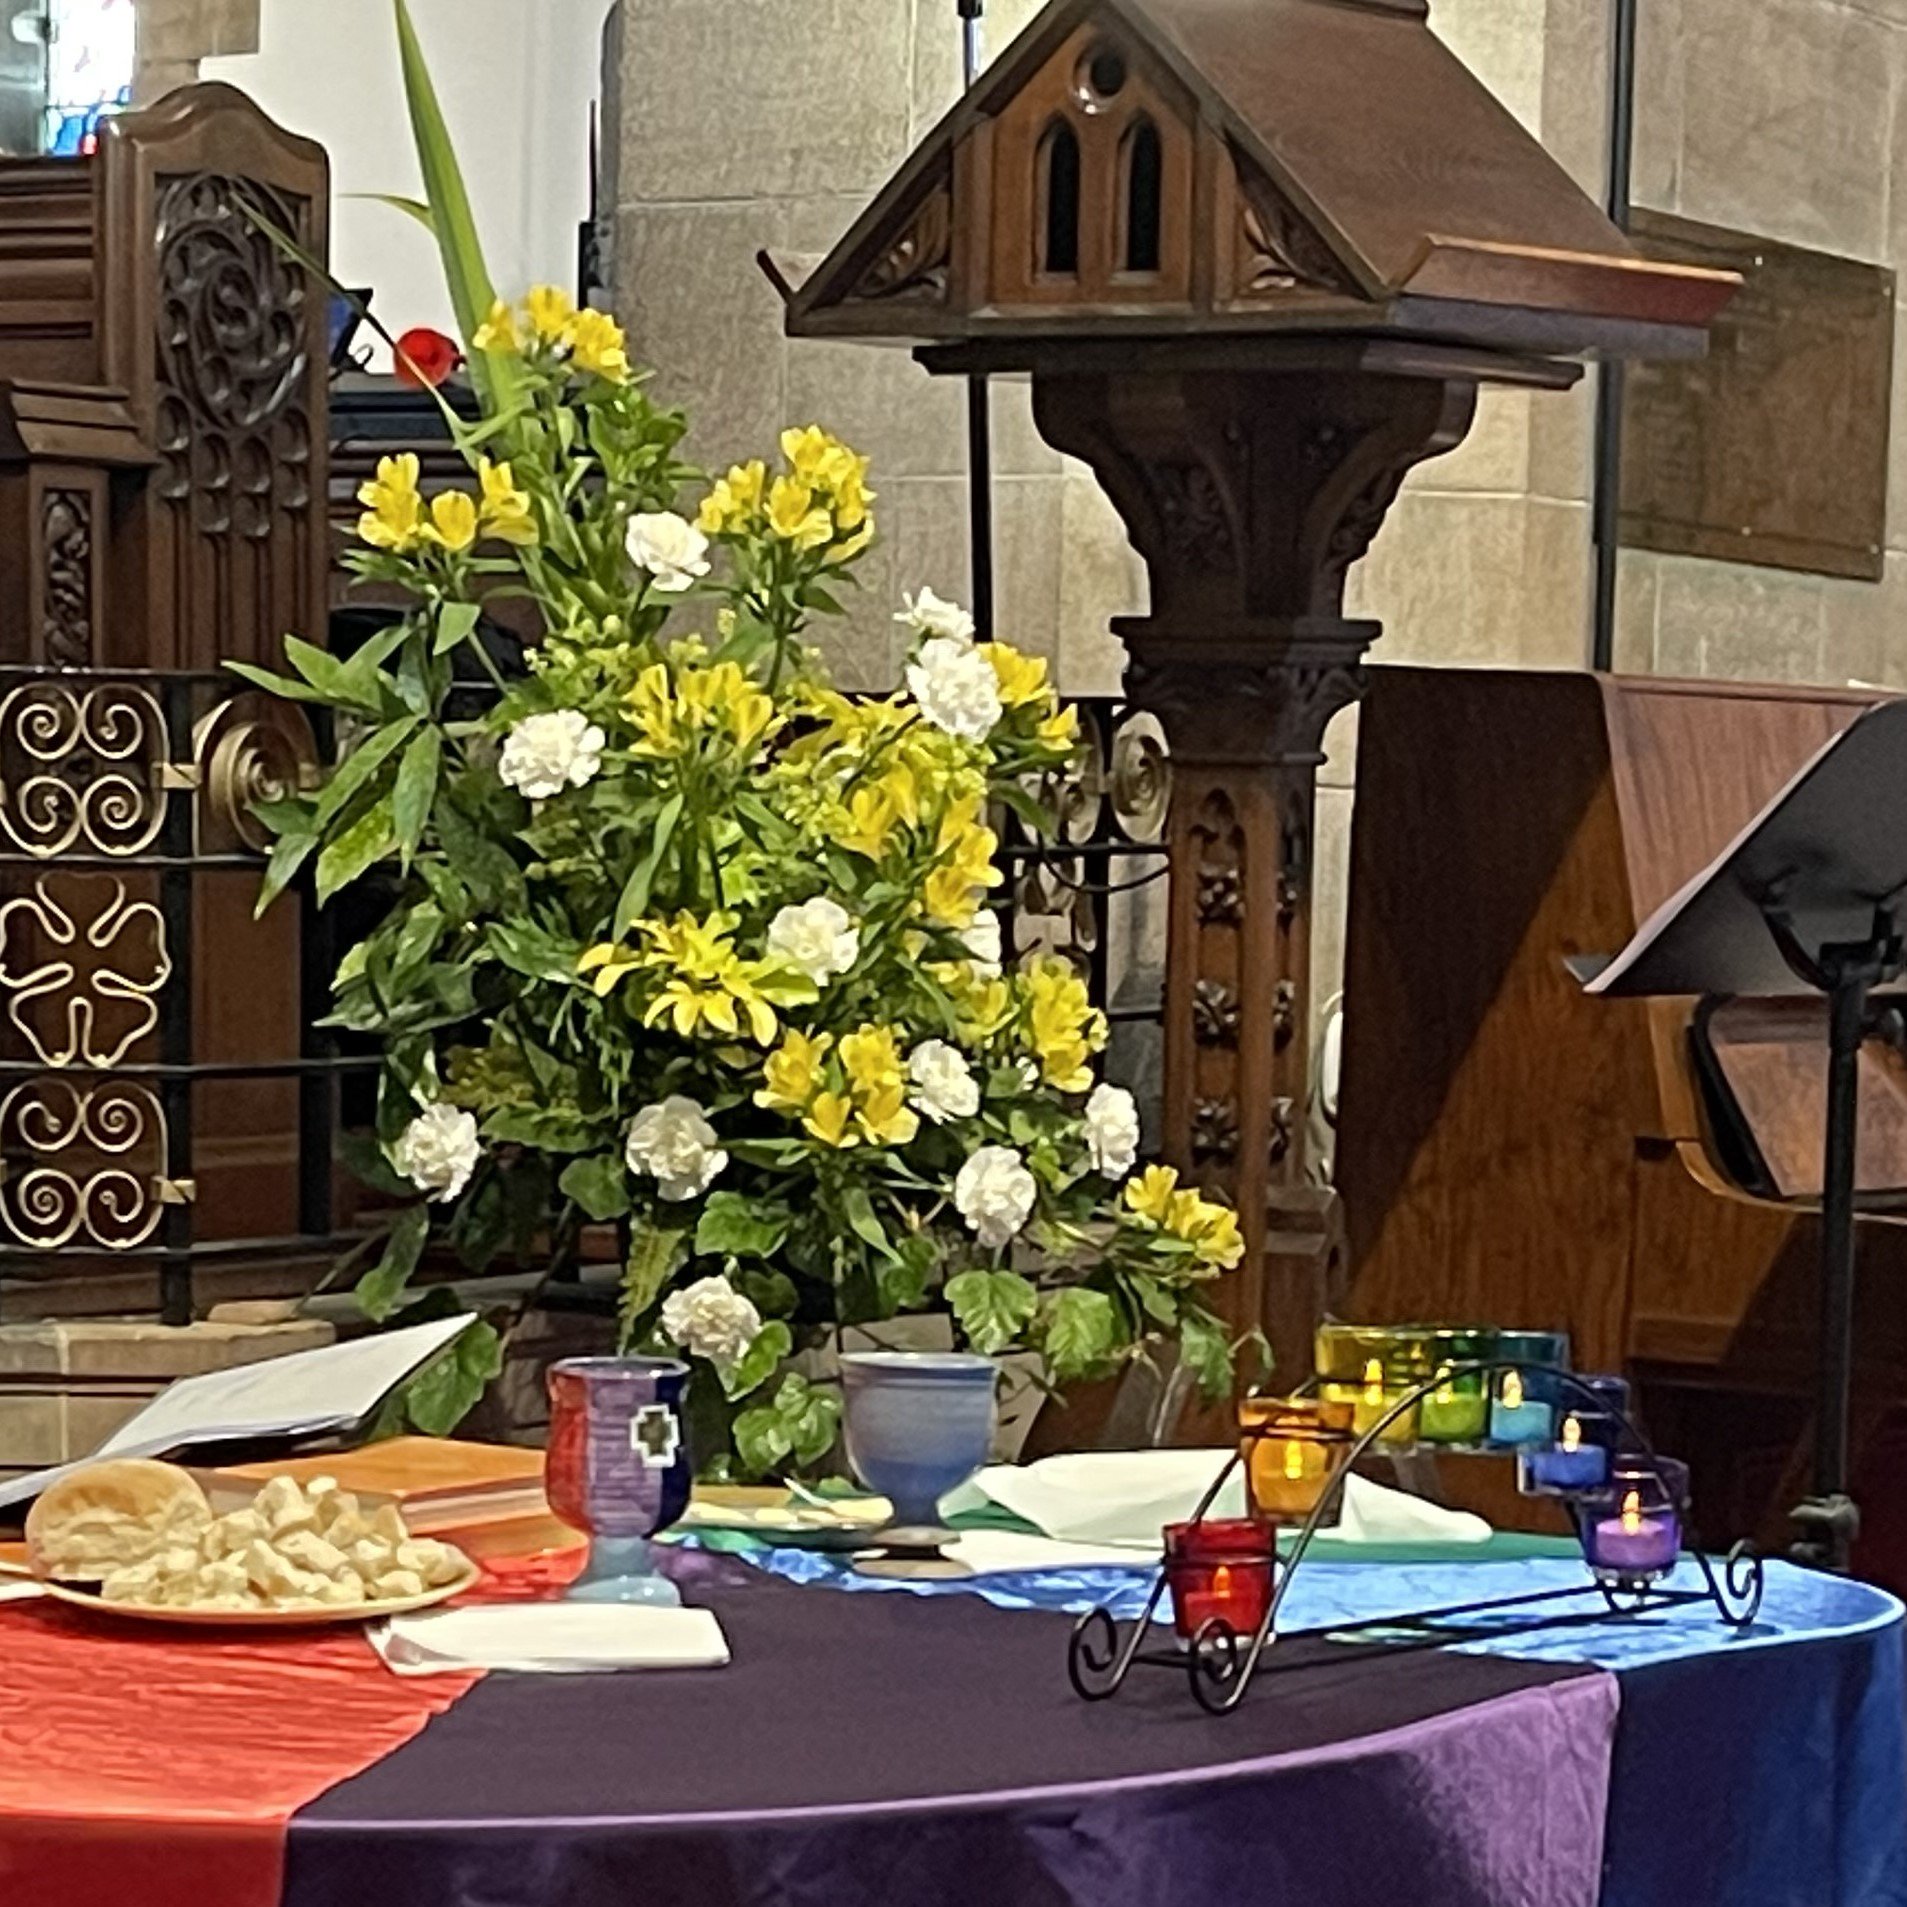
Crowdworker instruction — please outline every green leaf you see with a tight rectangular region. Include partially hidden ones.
[613,790,683,937]
[356,1203,431,1322]
[621,1224,689,1340]
[841,1186,902,1266]
[784,1376,842,1468]
[393,0,521,406]
[392,726,442,868]
[733,1402,793,1477]
[313,716,418,831]
[254,829,317,917]
[720,1319,792,1402]
[695,1190,790,1261]
[1040,1286,1120,1380]
[1179,1307,1235,1402]
[315,793,396,901]
[403,1317,503,1436]
[354,190,438,236]
[876,1245,930,1315]
[481,1104,596,1152]
[225,660,338,708]
[339,1127,412,1198]
[735,1266,799,1319]
[434,599,482,657]
[946,1268,1038,1354]
[559,1152,632,1222]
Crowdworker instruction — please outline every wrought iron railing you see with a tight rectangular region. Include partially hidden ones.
[0,666,368,1324]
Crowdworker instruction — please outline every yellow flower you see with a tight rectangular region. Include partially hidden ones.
[636,912,781,1045]
[422,489,479,554]
[697,662,778,751]
[767,476,833,551]
[472,300,522,355]
[1190,1203,1246,1271]
[980,642,1050,709]
[838,784,903,861]
[526,285,576,342]
[478,459,538,547]
[698,460,767,535]
[568,308,630,383]
[854,1078,920,1147]
[757,1029,833,1112]
[840,1024,905,1094]
[781,426,838,479]
[1036,703,1081,751]
[1125,1164,1182,1226]
[627,662,682,758]
[922,798,1002,927]
[357,452,425,553]
[578,943,642,997]
[804,1091,857,1149]
[1023,955,1107,1092]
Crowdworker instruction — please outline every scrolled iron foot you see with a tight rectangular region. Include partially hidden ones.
[1187,1617,1249,1715]
[1067,1606,1131,1701]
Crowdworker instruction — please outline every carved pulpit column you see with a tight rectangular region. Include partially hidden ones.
[782,0,1736,1394]
[1028,355,1480,1369]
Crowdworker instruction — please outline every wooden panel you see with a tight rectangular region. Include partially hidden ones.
[1620,210,1894,581]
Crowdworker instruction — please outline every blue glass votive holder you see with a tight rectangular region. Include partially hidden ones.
[1518,1373,1630,1495]
[1487,1330,1571,1447]
[1579,1456,1687,1585]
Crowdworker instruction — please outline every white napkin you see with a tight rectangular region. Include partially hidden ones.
[368,1602,730,1676]
[945,1450,1490,1547]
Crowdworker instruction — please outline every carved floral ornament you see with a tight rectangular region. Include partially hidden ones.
[0,682,169,861]
[0,1078,171,1252]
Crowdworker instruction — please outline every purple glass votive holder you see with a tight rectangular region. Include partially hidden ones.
[1579,1456,1688,1584]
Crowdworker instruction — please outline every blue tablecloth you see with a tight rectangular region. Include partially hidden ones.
[740,1545,1907,1907]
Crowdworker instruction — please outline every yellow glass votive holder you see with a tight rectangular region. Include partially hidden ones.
[1413,1328,1495,1446]
[1239,1396,1358,1526]
[1315,1324,1421,1445]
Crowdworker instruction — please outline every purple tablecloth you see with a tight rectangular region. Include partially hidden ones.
[284,1551,1616,1907]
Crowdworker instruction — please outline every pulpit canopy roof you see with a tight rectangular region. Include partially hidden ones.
[778,0,1737,356]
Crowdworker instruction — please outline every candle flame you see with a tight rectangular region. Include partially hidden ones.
[1561,1415,1582,1453]
[1620,1489,1642,1535]
[1434,1362,1455,1402]
[1212,1564,1233,1597]
[1284,1441,1306,1481]
[1362,1357,1385,1404]
[1502,1370,1525,1411]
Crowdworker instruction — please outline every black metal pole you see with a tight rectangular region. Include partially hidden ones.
[959,0,996,639]
[1590,0,1638,671]
[1812,962,1869,1534]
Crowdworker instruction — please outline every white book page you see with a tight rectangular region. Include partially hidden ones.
[0,1315,474,1510]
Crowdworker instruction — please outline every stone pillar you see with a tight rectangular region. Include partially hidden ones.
[133,0,261,102]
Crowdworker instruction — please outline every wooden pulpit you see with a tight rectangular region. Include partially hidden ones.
[0,86,333,1322]
[781,0,1737,1396]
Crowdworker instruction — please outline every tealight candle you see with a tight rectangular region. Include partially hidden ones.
[1586,1488,1681,1578]
[1315,1325,1420,1445]
[1239,1396,1356,1524]
[1519,1412,1611,1494]
[1163,1518,1275,1640]
[1489,1368,1554,1447]
[1416,1354,1490,1445]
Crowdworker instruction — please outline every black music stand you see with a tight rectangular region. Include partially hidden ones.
[1571,696,1907,1574]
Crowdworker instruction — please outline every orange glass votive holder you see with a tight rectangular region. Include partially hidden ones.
[1163,1518,1275,1641]
[1239,1396,1358,1526]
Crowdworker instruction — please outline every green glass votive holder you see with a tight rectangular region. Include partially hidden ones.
[1316,1323,1420,1445]
[1488,1329,1572,1448]
[1411,1328,1496,1446]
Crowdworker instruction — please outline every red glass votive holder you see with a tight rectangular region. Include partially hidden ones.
[1163,1518,1275,1641]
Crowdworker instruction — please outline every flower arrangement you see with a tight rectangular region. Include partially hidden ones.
[239,1,1250,1469]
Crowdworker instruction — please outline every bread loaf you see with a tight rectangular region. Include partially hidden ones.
[25,1460,212,1582]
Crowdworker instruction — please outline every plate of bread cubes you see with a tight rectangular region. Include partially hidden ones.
[7,1457,477,1626]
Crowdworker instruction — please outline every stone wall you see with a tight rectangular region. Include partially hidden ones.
[611,0,1907,1094]
[132,0,259,101]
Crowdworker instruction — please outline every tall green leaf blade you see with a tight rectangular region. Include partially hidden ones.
[393,0,521,410]
[391,726,442,868]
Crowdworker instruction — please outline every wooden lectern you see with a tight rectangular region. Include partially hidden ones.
[0,87,334,1321]
[782,0,1737,1393]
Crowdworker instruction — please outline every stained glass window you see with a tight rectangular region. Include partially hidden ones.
[43,0,133,155]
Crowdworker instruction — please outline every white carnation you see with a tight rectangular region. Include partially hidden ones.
[954,1144,1038,1250]
[626,512,712,592]
[906,636,1004,742]
[1083,1082,1142,1180]
[393,1103,481,1203]
[959,910,1003,977]
[895,586,977,646]
[498,710,606,802]
[625,1095,728,1202]
[660,1274,763,1367]
[908,1040,981,1124]
[766,897,860,987]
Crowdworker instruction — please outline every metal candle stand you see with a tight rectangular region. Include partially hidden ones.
[1067,1363,1767,1715]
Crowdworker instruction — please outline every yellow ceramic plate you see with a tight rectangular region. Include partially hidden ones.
[0,1558,480,1627]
